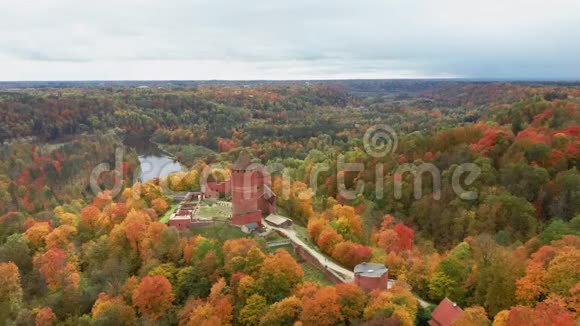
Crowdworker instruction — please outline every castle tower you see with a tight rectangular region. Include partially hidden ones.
[230,151,263,225]
[231,151,258,215]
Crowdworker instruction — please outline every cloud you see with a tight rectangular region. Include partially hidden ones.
[0,0,579,80]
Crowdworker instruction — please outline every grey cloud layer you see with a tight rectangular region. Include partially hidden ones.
[1,0,579,80]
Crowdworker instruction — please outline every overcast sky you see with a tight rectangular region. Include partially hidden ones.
[1,0,579,80]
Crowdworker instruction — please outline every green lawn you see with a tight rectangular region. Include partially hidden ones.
[189,224,247,243]
[301,263,333,285]
[195,204,231,220]
[292,224,309,240]
[159,203,179,223]
[292,224,318,250]
[267,243,296,256]
[264,231,286,242]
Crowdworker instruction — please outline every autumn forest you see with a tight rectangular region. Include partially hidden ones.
[0,80,579,326]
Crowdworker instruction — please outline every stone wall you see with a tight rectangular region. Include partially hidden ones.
[230,210,262,226]
[168,219,192,229]
[293,244,345,284]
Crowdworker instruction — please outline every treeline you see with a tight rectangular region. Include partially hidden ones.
[0,84,352,147]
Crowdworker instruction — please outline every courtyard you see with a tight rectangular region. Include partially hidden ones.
[194,200,232,220]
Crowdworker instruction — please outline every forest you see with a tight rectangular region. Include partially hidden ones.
[0,80,579,325]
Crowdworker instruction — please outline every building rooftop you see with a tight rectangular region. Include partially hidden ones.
[244,222,259,230]
[354,262,388,278]
[428,298,464,326]
[261,184,276,200]
[265,214,291,226]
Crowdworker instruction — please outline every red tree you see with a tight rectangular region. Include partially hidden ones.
[132,275,174,321]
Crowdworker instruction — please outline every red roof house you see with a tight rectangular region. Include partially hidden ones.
[428,298,464,326]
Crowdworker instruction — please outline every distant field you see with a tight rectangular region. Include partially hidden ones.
[159,203,179,223]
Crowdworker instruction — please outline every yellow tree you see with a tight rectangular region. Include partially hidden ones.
[23,221,51,250]
[0,262,23,322]
[59,213,79,227]
[260,295,302,326]
[239,294,267,326]
[363,287,417,326]
[336,283,367,322]
[451,306,490,326]
[91,292,136,325]
[257,249,304,303]
[492,310,510,326]
[328,204,363,241]
[151,198,169,216]
[45,225,77,251]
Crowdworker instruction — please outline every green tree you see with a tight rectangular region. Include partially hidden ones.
[0,234,32,273]
[239,294,268,326]
[428,271,455,301]
[475,192,537,242]
[175,266,211,304]
[429,242,473,305]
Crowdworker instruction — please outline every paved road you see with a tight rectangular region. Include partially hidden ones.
[263,219,431,308]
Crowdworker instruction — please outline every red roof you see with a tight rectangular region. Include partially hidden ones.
[428,298,464,326]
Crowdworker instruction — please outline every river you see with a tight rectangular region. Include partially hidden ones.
[124,136,185,182]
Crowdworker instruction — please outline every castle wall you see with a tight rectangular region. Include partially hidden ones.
[292,244,345,284]
[230,210,262,226]
[168,219,193,229]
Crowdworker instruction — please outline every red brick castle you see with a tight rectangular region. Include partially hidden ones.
[203,151,276,226]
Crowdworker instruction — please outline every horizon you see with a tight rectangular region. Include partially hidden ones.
[1,77,580,83]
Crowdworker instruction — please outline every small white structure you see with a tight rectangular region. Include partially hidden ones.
[265,214,293,228]
[241,222,259,234]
